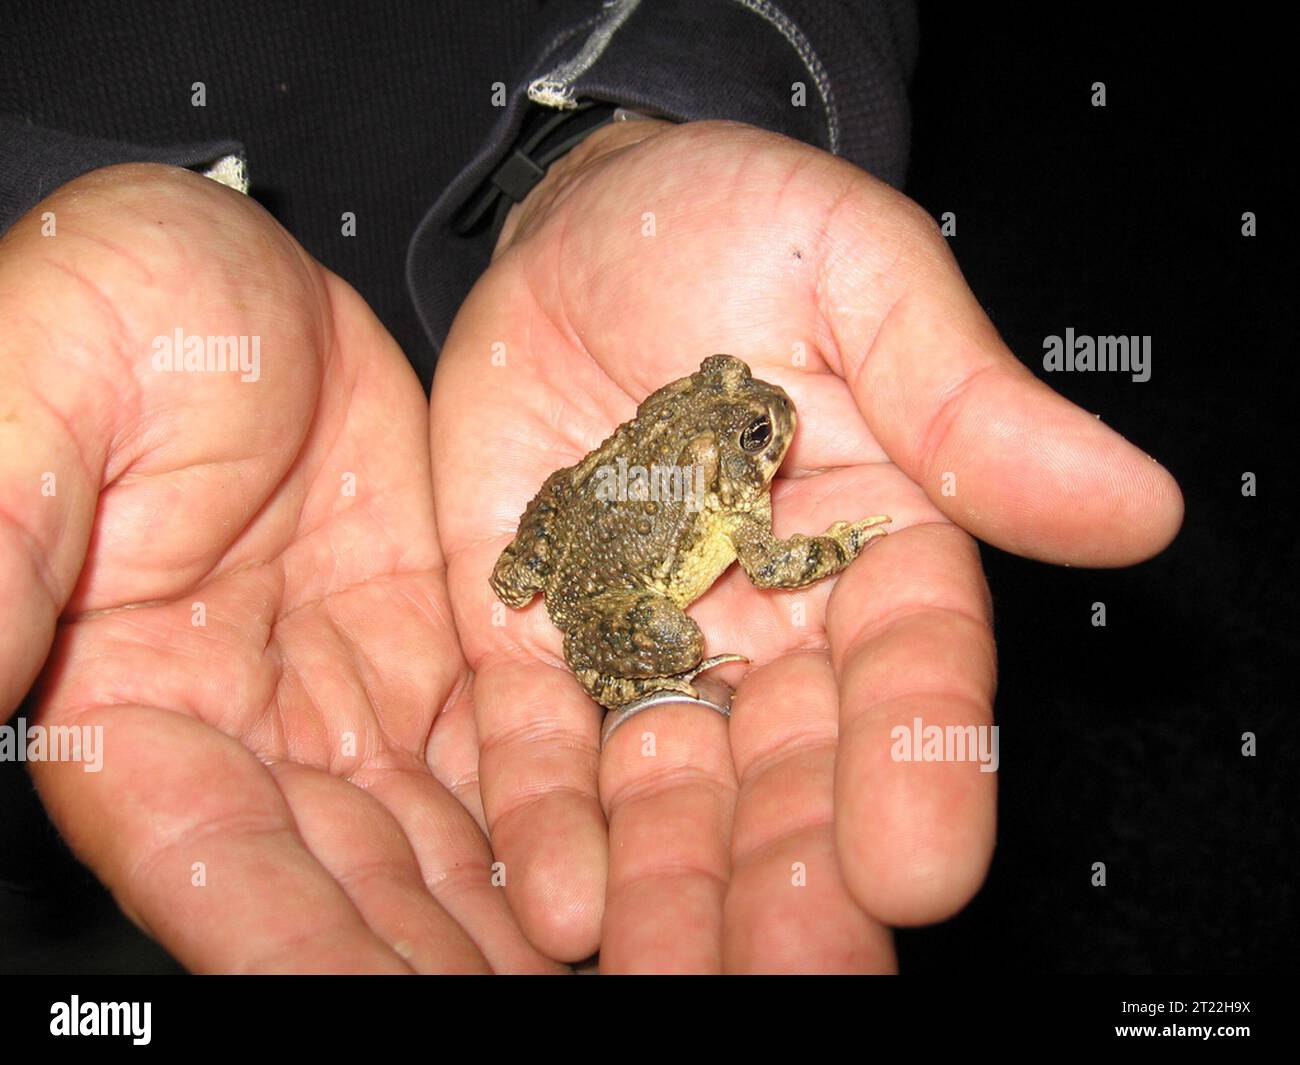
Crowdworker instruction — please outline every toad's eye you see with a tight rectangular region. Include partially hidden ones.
[740,415,772,452]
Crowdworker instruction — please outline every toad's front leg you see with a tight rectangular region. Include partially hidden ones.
[732,507,890,589]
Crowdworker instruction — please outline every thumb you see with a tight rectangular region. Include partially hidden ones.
[0,195,118,711]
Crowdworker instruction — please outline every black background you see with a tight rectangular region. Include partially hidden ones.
[897,5,1293,972]
[1,4,1293,973]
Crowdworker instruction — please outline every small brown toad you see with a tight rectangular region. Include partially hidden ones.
[491,355,889,709]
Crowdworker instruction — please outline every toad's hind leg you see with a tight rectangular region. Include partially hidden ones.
[564,591,744,709]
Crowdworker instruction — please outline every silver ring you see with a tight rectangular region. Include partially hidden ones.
[600,684,733,747]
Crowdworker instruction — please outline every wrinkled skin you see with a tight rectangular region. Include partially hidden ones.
[432,118,1183,971]
[0,118,1182,974]
[0,165,559,973]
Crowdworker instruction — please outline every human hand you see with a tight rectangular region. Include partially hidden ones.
[431,119,1183,971]
[1,165,560,973]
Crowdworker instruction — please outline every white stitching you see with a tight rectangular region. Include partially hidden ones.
[526,0,839,155]
[201,154,249,194]
[528,0,643,109]
[731,0,839,154]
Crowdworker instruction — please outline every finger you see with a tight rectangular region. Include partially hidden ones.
[724,652,895,973]
[428,312,612,963]
[473,655,606,961]
[599,705,735,974]
[0,369,101,711]
[0,235,113,711]
[271,763,491,973]
[817,165,1183,565]
[359,763,567,973]
[423,667,489,832]
[827,522,997,926]
[29,705,411,973]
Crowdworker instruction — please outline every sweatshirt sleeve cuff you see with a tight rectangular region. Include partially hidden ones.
[407,0,916,354]
[0,117,246,237]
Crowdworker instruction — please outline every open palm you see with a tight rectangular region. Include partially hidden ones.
[2,165,557,973]
[431,120,1183,971]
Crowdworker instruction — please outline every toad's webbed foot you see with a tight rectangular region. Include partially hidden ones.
[577,653,747,710]
[736,514,891,589]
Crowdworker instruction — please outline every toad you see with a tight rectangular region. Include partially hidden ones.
[491,355,889,708]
